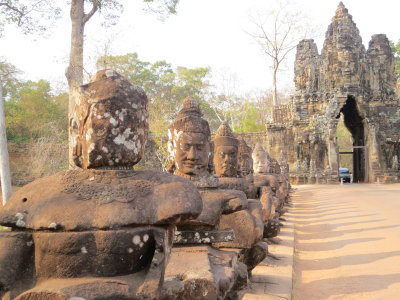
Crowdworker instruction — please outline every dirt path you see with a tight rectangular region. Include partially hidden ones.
[292,184,400,300]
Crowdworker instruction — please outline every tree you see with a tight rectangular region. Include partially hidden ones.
[392,40,400,78]
[0,60,19,204]
[97,52,217,134]
[97,52,220,168]
[5,80,68,142]
[66,0,180,168]
[234,101,267,133]
[391,40,400,95]
[0,0,60,36]
[248,0,314,105]
[0,1,60,204]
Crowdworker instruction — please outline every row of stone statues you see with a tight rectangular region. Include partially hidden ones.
[0,70,290,300]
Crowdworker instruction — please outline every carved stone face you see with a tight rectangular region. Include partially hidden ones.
[238,152,253,177]
[71,70,148,169]
[253,149,270,174]
[175,132,210,176]
[214,145,238,177]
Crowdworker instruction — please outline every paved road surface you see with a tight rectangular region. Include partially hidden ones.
[292,184,400,300]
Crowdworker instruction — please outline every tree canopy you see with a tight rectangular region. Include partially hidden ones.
[391,40,400,79]
[247,0,315,105]
[4,76,67,142]
[390,40,400,96]
[0,0,61,36]
[97,52,219,134]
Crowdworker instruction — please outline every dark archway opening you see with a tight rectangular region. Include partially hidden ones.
[336,95,366,182]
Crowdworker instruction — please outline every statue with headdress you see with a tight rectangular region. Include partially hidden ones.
[211,122,267,272]
[252,143,284,238]
[0,70,204,300]
[164,98,250,299]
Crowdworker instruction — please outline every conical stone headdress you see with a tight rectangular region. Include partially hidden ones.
[214,121,238,147]
[168,97,211,139]
[238,138,252,156]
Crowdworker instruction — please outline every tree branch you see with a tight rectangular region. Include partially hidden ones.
[0,2,26,25]
[83,0,100,24]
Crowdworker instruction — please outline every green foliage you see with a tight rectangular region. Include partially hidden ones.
[0,0,61,36]
[97,53,218,134]
[234,101,267,133]
[143,0,179,17]
[5,80,68,142]
[336,118,353,148]
[336,118,353,171]
[391,40,400,80]
[0,59,21,99]
[97,52,220,168]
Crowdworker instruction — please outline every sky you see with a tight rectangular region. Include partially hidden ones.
[0,0,399,95]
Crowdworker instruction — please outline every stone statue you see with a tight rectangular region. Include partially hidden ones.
[168,97,246,225]
[164,97,249,299]
[0,70,203,300]
[167,96,212,181]
[211,122,267,272]
[252,143,284,238]
[213,121,239,177]
[238,138,254,178]
[214,125,257,198]
[253,143,272,174]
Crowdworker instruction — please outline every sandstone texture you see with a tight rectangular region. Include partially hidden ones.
[0,70,204,300]
[0,169,202,230]
[237,2,400,184]
[71,69,149,169]
[160,246,248,300]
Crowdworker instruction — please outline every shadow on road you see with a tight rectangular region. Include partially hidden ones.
[299,273,400,298]
[296,251,400,271]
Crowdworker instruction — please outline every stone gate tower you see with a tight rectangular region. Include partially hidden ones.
[239,2,400,183]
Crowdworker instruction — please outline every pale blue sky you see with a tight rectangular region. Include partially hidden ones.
[0,0,399,94]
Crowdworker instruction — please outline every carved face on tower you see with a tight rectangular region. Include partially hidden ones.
[168,97,212,177]
[71,69,149,169]
[238,139,254,177]
[252,143,271,174]
[213,122,239,177]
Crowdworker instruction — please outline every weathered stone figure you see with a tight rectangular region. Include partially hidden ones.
[167,96,213,182]
[252,143,282,238]
[168,97,246,225]
[0,70,203,300]
[238,138,254,178]
[71,70,148,169]
[212,122,267,272]
[214,121,239,177]
[164,97,249,299]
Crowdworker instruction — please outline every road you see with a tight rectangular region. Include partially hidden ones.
[292,183,400,300]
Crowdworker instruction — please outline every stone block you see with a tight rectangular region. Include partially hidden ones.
[214,209,258,249]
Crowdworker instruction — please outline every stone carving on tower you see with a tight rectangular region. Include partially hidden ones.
[239,2,400,184]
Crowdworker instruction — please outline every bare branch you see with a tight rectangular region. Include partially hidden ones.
[83,0,100,24]
[247,0,316,105]
[0,2,26,25]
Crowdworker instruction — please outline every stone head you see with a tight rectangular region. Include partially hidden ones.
[238,139,253,177]
[71,69,148,169]
[270,157,281,174]
[168,97,212,177]
[252,143,271,174]
[213,122,239,177]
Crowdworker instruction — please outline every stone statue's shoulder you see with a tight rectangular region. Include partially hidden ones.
[0,169,202,230]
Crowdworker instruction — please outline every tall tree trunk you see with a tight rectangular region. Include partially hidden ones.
[66,0,85,95]
[272,67,279,106]
[0,79,12,205]
[66,0,85,169]
[66,0,99,169]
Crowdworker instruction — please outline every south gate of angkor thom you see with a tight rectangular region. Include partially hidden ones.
[239,3,400,184]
